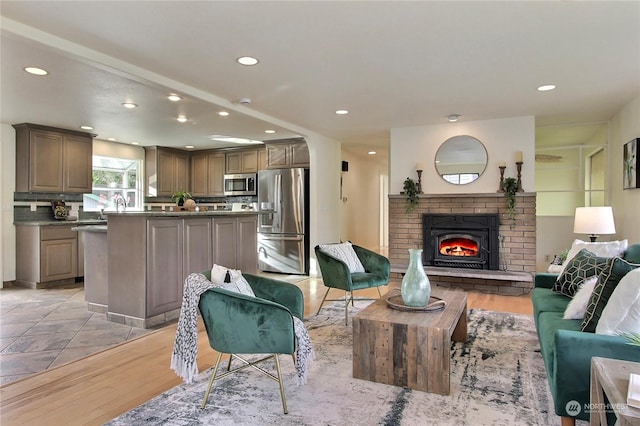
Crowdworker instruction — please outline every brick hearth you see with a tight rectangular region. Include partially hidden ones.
[389,193,536,295]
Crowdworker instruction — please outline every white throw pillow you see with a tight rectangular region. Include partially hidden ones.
[563,276,598,320]
[319,242,366,273]
[595,268,640,335]
[558,239,628,276]
[210,264,255,297]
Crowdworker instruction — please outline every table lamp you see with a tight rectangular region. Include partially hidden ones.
[573,206,616,242]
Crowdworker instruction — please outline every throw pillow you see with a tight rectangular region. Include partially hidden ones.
[558,239,628,276]
[210,264,229,285]
[319,242,366,273]
[552,248,609,297]
[563,276,598,320]
[596,268,640,336]
[581,257,640,332]
[218,268,256,297]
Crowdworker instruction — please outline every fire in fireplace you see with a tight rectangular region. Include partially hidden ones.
[423,214,500,270]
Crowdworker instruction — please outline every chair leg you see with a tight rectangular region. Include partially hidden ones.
[377,287,382,298]
[201,352,224,409]
[226,354,233,371]
[274,354,288,414]
[314,287,331,317]
[344,291,349,325]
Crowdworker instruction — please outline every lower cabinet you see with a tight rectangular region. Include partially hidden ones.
[16,224,79,288]
[146,219,184,317]
[212,215,257,273]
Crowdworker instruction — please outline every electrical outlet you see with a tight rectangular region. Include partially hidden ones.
[30,203,37,212]
[544,254,551,262]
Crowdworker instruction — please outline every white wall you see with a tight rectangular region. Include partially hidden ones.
[340,150,388,250]
[390,116,535,194]
[610,95,640,243]
[1,124,17,285]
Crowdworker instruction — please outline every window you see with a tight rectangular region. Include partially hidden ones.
[83,155,143,211]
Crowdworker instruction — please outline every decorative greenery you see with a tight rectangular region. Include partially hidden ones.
[171,190,192,206]
[621,332,640,346]
[558,248,570,263]
[503,177,518,225]
[403,177,419,213]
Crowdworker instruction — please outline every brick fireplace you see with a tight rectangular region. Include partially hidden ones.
[389,192,536,295]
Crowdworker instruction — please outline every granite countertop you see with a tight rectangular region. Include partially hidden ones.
[15,219,107,226]
[105,210,270,218]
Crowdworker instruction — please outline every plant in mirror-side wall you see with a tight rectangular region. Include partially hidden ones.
[503,177,518,227]
[403,177,419,213]
[171,190,192,206]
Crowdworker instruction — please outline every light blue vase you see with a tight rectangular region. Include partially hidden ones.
[401,248,431,307]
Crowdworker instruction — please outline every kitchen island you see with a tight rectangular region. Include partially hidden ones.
[104,210,259,328]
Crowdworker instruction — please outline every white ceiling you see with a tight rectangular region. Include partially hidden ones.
[1,1,639,159]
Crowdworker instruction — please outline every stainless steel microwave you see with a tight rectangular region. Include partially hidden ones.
[224,173,257,196]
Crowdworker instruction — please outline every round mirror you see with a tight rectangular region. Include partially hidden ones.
[435,135,488,185]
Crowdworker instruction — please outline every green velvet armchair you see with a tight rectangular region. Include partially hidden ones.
[198,271,304,414]
[314,244,390,324]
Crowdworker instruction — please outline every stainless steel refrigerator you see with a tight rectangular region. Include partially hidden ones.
[257,168,309,275]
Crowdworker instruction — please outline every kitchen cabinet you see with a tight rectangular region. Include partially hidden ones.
[226,149,258,174]
[190,151,225,196]
[258,147,268,170]
[212,215,257,272]
[15,224,79,288]
[146,219,184,316]
[265,139,309,169]
[14,123,93,193]
[145,146,190,197]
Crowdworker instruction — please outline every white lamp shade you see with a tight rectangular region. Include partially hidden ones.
[573,206,616,235]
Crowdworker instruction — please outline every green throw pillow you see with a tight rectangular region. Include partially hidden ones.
[552,248,608,297]
[581,257,640,332]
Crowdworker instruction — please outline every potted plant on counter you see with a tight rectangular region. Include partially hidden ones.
[171,190,192,207]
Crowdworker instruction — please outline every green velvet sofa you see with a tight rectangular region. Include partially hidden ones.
[532,243,640,424]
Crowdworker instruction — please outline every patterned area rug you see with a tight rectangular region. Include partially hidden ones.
[107,302,555,425]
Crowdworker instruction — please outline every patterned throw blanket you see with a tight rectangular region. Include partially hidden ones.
[170,273,313,385]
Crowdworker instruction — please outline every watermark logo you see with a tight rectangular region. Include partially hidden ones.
[565,400,581,417]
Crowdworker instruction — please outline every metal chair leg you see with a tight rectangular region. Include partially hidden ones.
[201,352,223,409]
[377,287,382,298]
[226,354,233,371]
[314,287,331,317]
[344,291,349,325]
[274,354,288,414]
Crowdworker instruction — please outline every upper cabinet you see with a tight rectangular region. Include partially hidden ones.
[14,123,93,193]
[190,151,225,197]
[265,139,309,169]
[225,149,258,174]
[145,146,189,197]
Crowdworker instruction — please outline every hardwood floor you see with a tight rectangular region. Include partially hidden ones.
[0,277,533,426]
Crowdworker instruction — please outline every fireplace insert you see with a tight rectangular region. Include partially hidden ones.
[423,214,499,270]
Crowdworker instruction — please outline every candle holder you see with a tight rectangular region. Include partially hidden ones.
[516,161,524,192]
[497,166,506,193]
[416,169,423,193]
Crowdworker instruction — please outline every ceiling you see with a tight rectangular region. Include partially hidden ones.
[1,1,639,160]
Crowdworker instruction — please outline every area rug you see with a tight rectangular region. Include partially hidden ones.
[107,302,554,425]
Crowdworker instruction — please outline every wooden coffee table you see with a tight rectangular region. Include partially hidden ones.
[352,287,467,395]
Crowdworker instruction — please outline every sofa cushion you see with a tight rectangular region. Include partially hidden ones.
[552,249,608,297]
[596,268,640,335]
[532,287,570,324]
[558,239,628,276]
[582,256,640,332]
[624,244,640,264]
[537,311,582,381]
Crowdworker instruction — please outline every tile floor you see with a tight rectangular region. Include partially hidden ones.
[0,282,154,385]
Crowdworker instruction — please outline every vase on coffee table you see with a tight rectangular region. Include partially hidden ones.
[401,248,431,307]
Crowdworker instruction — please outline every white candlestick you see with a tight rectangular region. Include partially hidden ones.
[416,162,424,170]
[515,151,523,163]
[498,161,506,167]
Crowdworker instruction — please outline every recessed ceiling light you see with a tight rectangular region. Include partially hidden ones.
[537,84,556,92]
[80,125,93,130]
[368,151,377,155]
[108,137,116,141]
[131,141,139,145]
[122,102,138,109]
[168,94,182,102]
[237,56,259,66]
[336,110,349,115]
[24,67,48,76]
[185,145,194,149]
[448,114,461,122]
[264,129,276,134]
[218,111,230,117]
[177,115,188,123]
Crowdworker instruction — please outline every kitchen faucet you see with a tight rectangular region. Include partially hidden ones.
[115,196,126,213]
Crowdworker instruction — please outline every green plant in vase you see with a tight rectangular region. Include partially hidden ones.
[171,190,192,206]
[403,177,419,213]
[621,332,640,346]
[503,177,518,227]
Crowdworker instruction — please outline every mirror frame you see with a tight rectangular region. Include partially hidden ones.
[435,135,488,185]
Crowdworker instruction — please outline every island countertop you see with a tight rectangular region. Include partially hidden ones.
[104,210,270,218]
